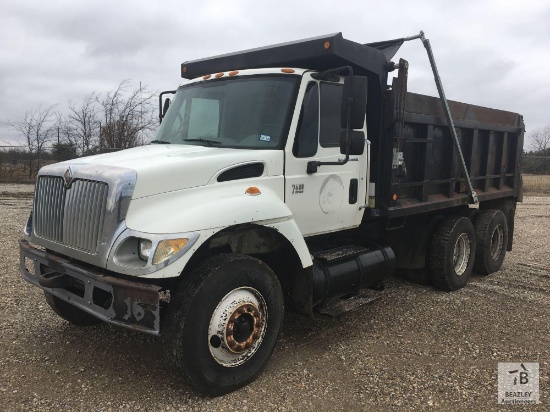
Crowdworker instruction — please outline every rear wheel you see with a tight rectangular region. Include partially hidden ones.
[428,216,476,291]
[162,254,284,396]
[44,292,102,326]
[473,209,508,275]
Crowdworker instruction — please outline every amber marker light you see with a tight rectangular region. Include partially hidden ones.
[281,68,295,73]
[229,70,239,76]
[215,72,225,78]
[323,41,331,50]
[203,74,211,80]
[392,194,398,201]
[245,187,261,196]
[182,66,188,73]
[152,238,189,265]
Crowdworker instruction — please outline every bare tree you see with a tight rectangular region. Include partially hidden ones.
[98,80,157,150]
[55,113,75,148]
[55,93,99,156]
[529,125,550,154]
[66,93,99,155]
[11,105,56,177]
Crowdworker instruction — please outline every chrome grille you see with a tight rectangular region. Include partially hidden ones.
[34,176,65,242]
[34,176,109,253]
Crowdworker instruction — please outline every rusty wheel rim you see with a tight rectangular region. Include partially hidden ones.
[208,287,267,367]
[225,303,262,353]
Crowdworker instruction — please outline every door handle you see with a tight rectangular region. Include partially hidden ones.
[349,179,358,204]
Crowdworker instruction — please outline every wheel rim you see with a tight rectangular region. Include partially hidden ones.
[208,287,267,367]
[453,233,471,276]
[490,224,504,261]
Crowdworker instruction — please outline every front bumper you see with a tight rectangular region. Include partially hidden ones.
[20,240,162,335]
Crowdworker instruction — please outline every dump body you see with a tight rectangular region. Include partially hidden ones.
[377,84,524,218]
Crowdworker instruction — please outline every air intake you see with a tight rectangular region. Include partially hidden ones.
[217,163,265,182]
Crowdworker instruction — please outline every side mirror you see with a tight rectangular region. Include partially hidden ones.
[162,98,171,117]
[341,76,368,130]
[159,90,176,124]
[340,131,365,155]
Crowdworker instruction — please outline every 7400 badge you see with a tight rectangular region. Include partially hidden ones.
[292,183,304,194]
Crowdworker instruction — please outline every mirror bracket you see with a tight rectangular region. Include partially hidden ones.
[159,90,177,124]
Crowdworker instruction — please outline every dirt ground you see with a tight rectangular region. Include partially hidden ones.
[0,183,548,411]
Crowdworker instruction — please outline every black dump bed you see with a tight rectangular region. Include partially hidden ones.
[379,62,524,218]
[181,33,524,218]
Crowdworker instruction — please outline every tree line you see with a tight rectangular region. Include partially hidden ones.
[5,84,550,177]
[523,125,550,175]
[8,80,157,177]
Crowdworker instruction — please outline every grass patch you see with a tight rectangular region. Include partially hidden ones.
[523,175,550,195]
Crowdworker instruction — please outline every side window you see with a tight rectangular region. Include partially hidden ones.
[319,82,343,147]
[188,98,220,140]
[293,82,319,158]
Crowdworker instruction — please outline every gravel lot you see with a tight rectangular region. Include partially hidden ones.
[1,183,548,411]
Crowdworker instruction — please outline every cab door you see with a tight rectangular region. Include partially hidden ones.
[285,74,367,237]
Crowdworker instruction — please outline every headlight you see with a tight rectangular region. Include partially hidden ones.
[111,231,199,274]
[152,238,189,265]
[138,239,153,261]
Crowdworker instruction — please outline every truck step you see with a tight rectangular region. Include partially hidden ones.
[316,289,382,317]
[312,245,367,263]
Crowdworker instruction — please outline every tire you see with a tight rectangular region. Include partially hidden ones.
[44,292,102,326]
[162,254,284,396]
[473,209,508,275]
[428,216,476,291]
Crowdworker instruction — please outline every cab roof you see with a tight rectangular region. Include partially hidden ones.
[181,33,389,87]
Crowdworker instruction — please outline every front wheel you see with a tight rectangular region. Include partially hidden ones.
[162,254,284,396]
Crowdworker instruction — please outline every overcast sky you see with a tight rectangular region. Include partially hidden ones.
[1,0,549,149]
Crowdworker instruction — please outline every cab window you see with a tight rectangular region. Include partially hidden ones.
[293,82,319,158]
[319,82,343,148]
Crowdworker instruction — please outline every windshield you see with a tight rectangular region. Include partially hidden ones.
[155,76,298,149]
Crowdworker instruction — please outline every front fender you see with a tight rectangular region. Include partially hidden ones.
[124,182,312,277]
[126,181,291,233]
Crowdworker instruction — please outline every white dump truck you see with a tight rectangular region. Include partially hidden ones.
[20,33,524,395]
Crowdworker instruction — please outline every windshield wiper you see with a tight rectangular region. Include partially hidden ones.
[150,140,171,144]
[186,138,221,146]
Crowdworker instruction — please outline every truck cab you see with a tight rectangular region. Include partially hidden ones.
[156,68,369,236]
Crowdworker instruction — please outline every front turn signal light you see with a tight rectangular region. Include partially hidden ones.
[152,238,189,265]
[245,186,261,196]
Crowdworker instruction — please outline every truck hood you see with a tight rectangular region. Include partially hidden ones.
[65,144,284,199]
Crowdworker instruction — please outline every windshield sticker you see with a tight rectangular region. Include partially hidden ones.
[259,134,271,142]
